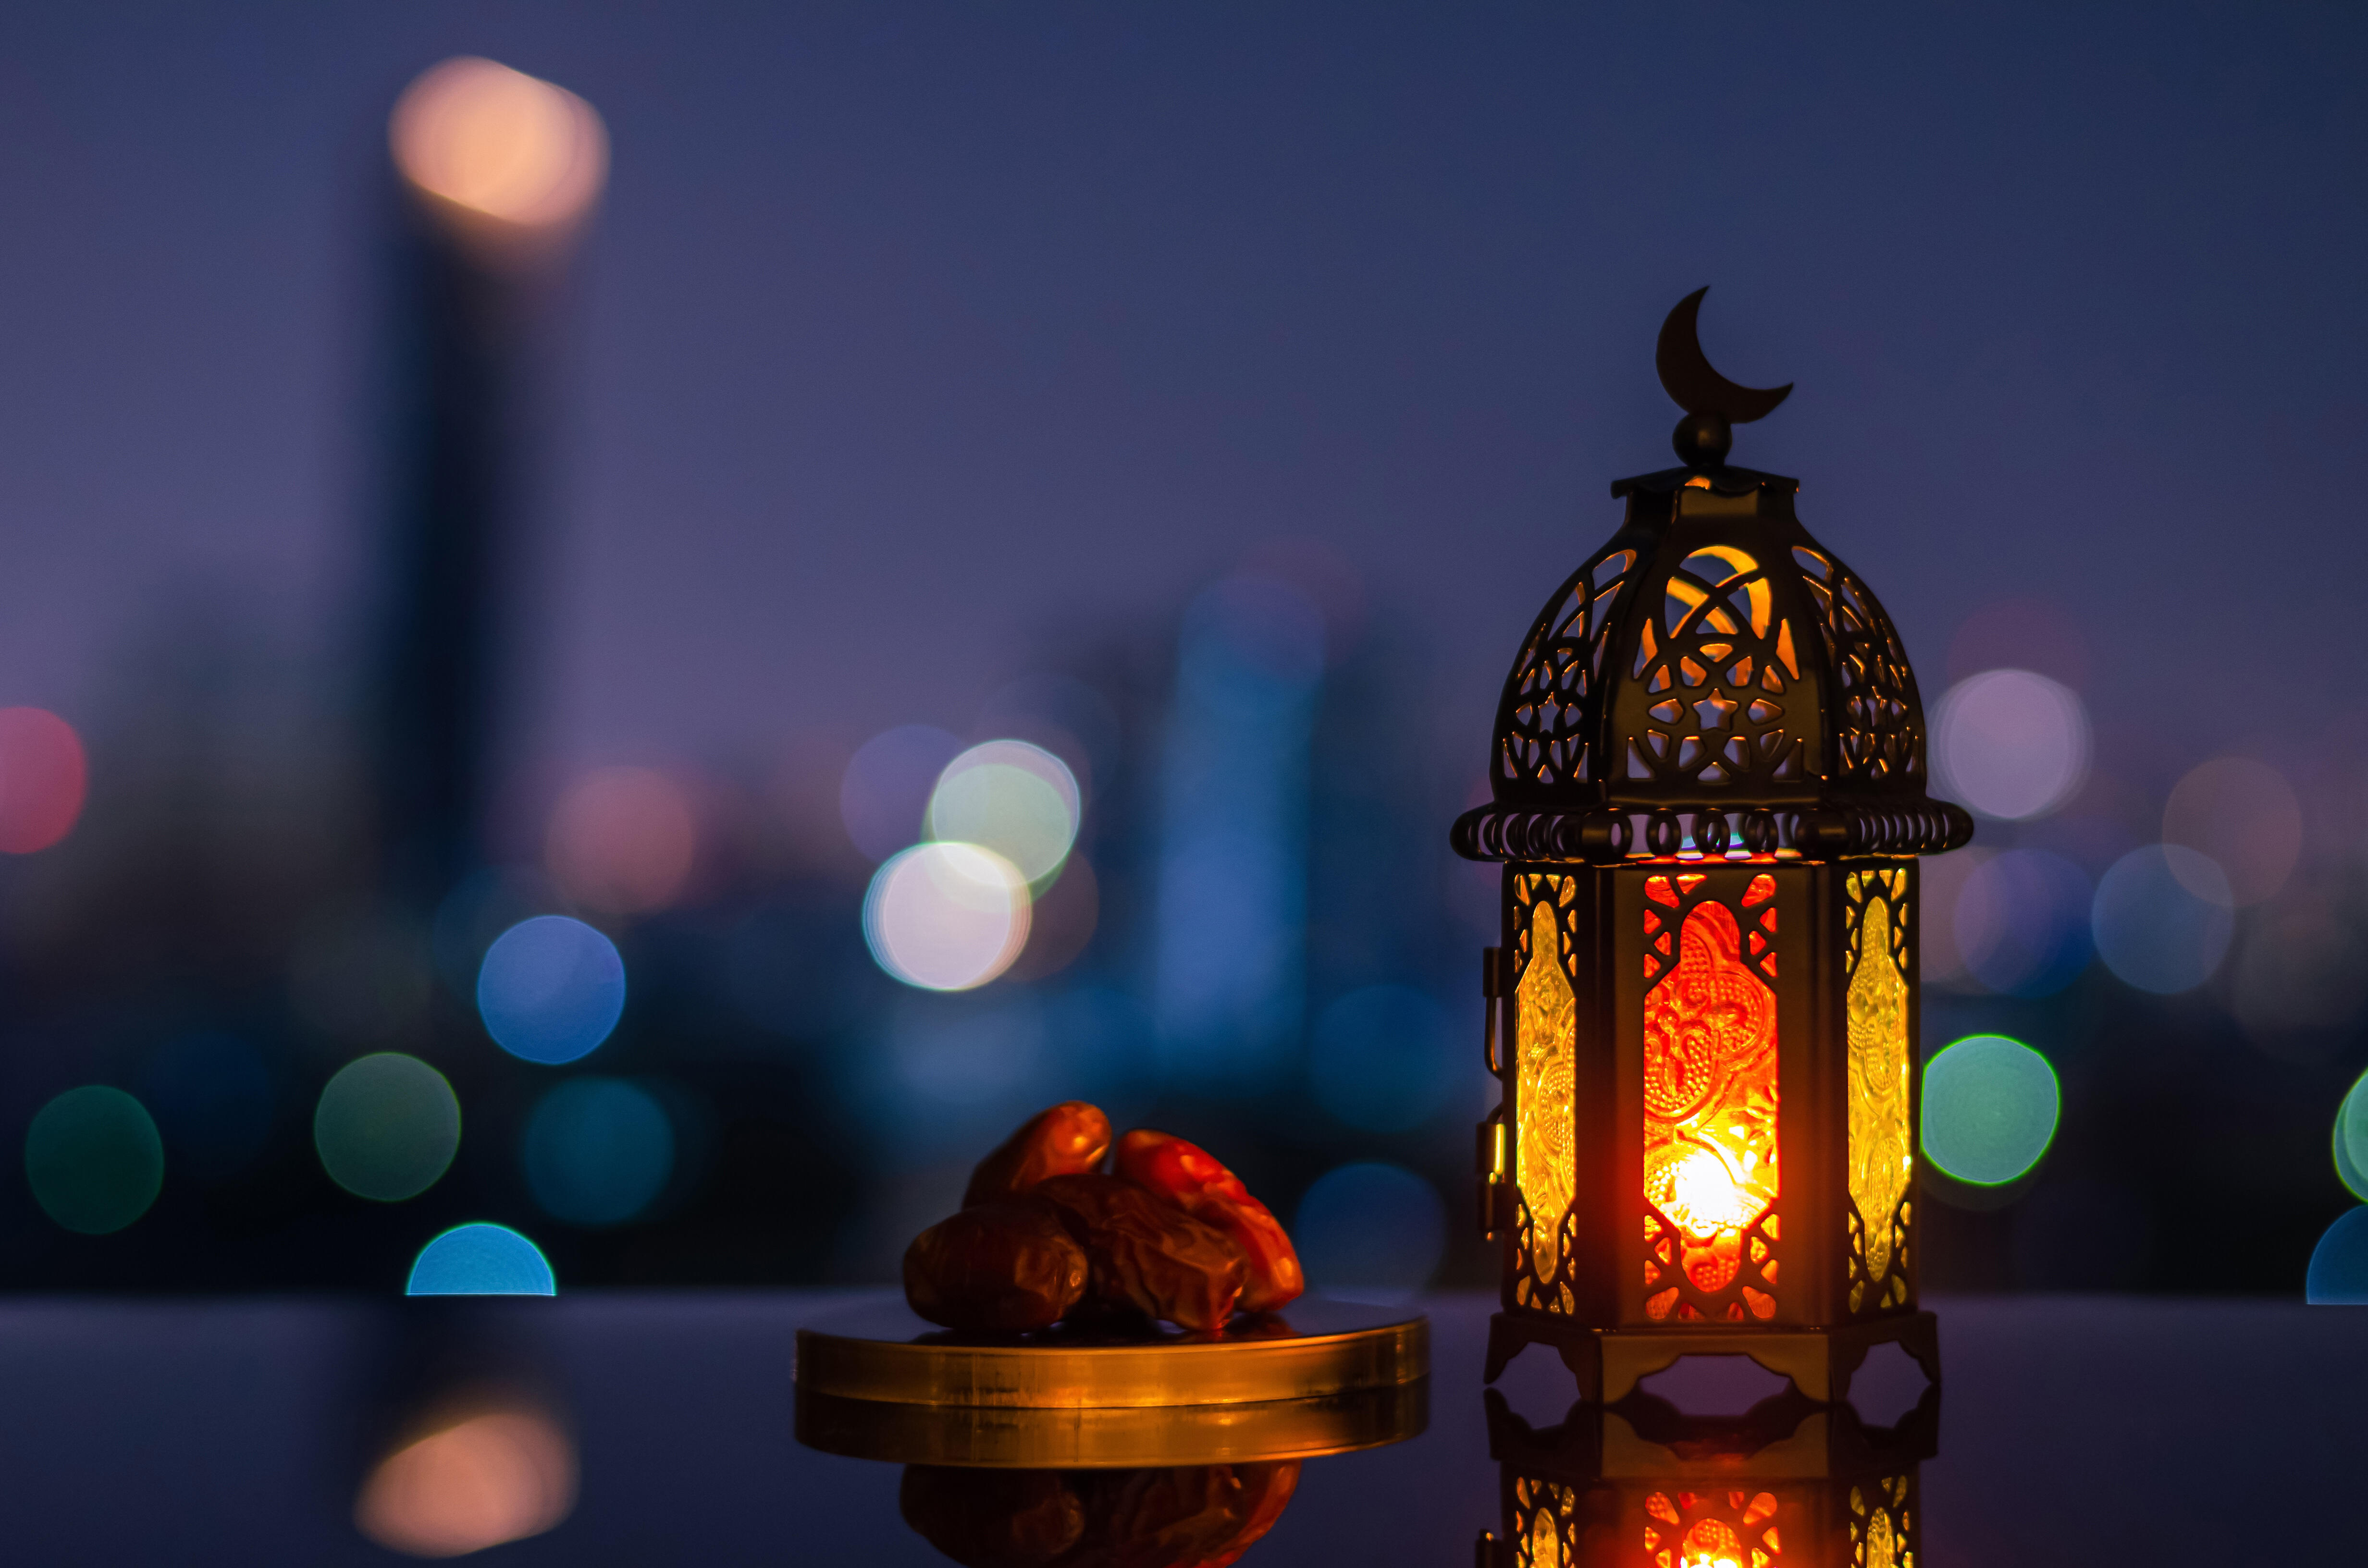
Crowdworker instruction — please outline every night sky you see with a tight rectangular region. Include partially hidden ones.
[0,2,2360,793]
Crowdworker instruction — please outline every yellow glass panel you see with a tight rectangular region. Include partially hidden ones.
[1642,901,1779,1306]
[1516,897,1577,1294]
[1848,891,1912,1303]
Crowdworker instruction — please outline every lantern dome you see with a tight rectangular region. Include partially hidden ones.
[1453,296,1973,867]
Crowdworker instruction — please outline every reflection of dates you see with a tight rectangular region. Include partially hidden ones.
[901,1462,1301,1568]
[966,1102,1115,1209]
[1032,1176,1247,1333]
[1114,1131,1304,1314]
[904,1200,1089,1334]
[900,1467,1085,1566]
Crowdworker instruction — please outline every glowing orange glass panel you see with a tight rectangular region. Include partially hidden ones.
[1642,900,1779,1307]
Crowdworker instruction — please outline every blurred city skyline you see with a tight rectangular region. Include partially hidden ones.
[0,6,2358,1297]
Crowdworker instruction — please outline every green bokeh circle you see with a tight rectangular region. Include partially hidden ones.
[2335,1069,2368,1202]
[25,1086,165,1234]
[314,1053,460,1202]
[1920,1034,2060,1186]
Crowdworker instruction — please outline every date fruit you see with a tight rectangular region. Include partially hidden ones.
[1031,1175,1248,1332]
[1114,1131,1304,1313]
[903,1200,1089,1333]
[964,1101,1115,1208]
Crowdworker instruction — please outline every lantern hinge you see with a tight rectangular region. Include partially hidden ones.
[1476,1109,1510,1240]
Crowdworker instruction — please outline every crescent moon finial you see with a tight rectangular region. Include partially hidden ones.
[1655,287,1792,425]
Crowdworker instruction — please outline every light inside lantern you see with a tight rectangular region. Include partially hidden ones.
[1643,1490,1776,1568]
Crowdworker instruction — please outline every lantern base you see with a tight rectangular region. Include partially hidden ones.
[1481,1309,1938,1406]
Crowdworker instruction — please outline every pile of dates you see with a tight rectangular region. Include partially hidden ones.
[904,1102,1303,1334]
[901,1461,1298,1568]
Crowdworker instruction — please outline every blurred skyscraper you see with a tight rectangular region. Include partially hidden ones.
[1152,573,1325,1090]
[368,60,606,907]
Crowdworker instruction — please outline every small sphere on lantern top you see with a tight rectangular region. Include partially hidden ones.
[1671,410,1732,467]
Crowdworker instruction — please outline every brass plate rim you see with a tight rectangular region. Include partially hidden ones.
[795,1297,1430,1409]
[795,1380,1430,1468]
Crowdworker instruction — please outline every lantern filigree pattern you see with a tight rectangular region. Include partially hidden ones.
[1497,546,1641,794]
[1790,546,1919,791]
[1627,544,1808,790]
[1844,870,1913,1311]
[1518,892,1579,1308]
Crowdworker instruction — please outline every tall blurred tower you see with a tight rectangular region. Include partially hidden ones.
[371,58,606,907]
[1152,573,1325,1089]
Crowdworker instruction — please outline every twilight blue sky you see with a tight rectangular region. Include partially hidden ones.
[0,2,2359,798]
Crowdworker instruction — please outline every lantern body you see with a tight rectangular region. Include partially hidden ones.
[1459,472,1967,1401]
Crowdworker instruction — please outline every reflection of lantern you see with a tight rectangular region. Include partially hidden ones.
[1458,294,1970,1401]
[1476,1378,1937,1568]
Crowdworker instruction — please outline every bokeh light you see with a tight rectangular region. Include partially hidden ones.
[142,1031,275,1179]
[522,1078,675,1227]
[1931,669,2090,821]
[2162,756,2302,906]
[407,1223,557,1296]
[390,57,607,228]
[863,842,1030,991]
[1952,849,2094,996]
[2090,845,2234,994]
[477,916,627,1064]
[1292,1161,1446,1303]
[841,725,962,862]
[2305,1208,2368,1305]
[927,740,1081,884]
[544,766,699,914]
[0,707,88,853]
[356,1407,577,1557]
[1921,1035,2061,1186]
[2334,1069,2368,1203]
[315,1054,461,1202]
[25,1087,163,1234]
[1307,986,1456,1132]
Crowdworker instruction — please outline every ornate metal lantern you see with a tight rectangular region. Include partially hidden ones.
[1458,292,1970,1402]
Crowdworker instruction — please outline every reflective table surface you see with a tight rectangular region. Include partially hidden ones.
[0,1291,2356,1563]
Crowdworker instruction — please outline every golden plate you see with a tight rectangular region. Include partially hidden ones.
[797,1379,1428,1468]
[794,1297,1428,1409]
